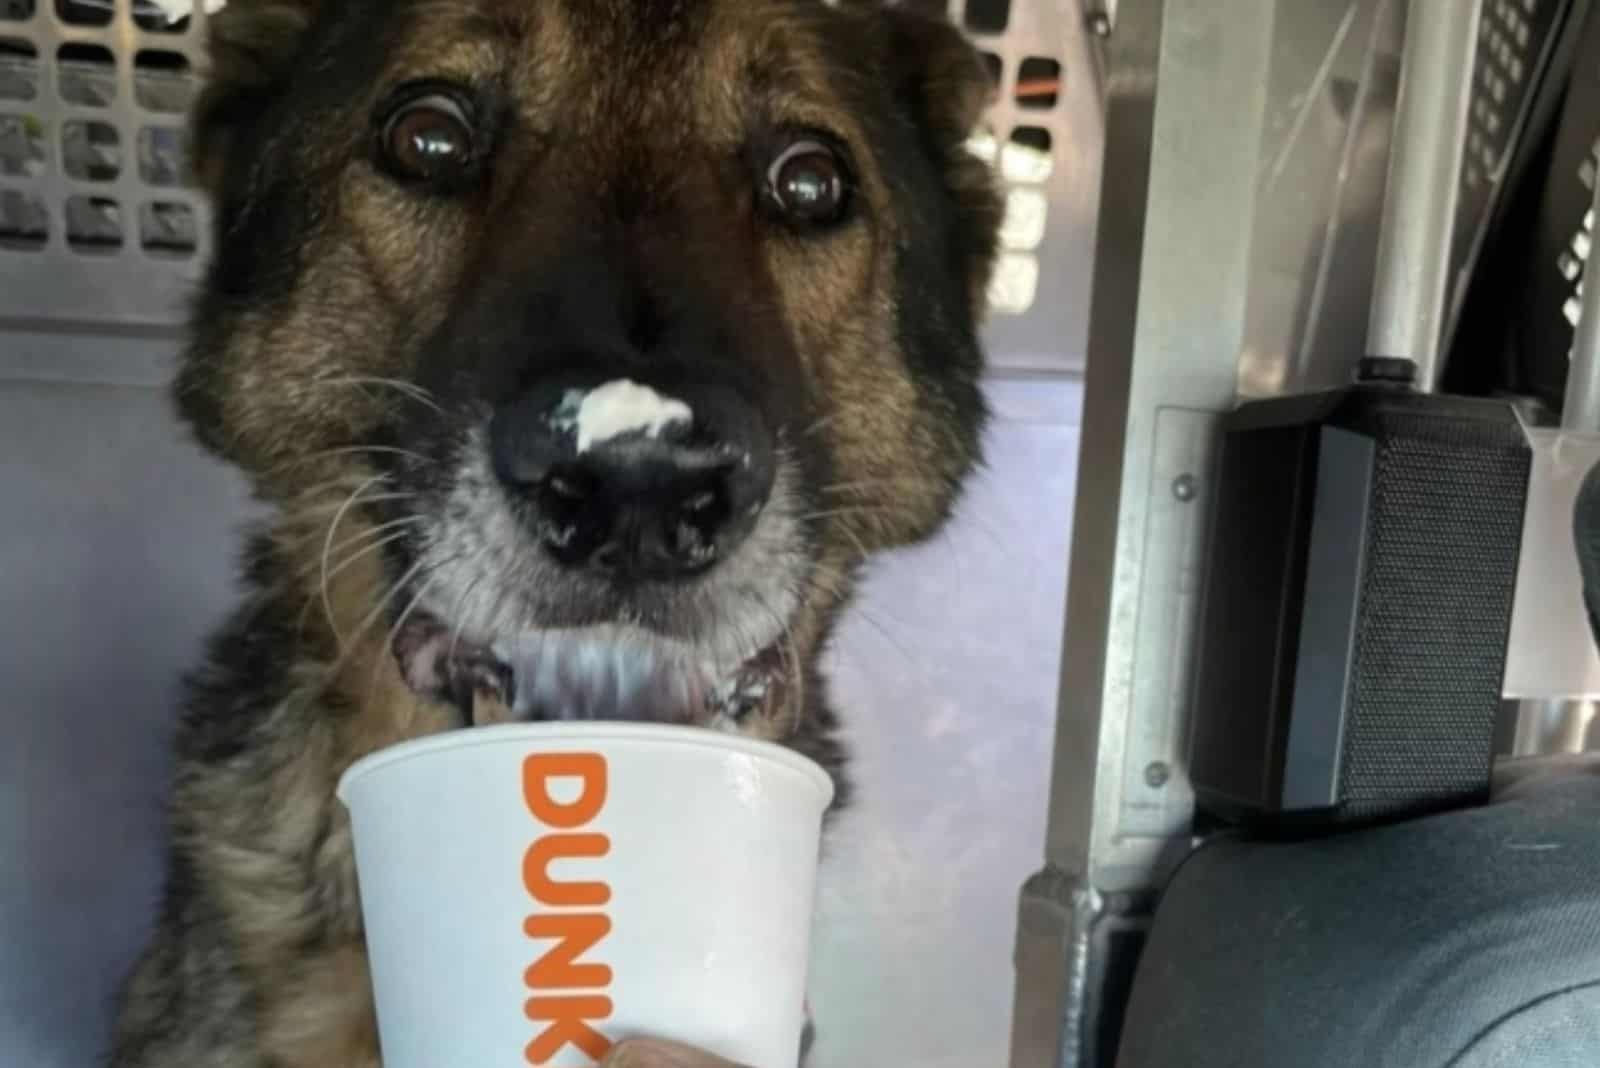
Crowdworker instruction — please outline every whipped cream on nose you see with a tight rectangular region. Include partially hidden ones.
[552,380,694,454]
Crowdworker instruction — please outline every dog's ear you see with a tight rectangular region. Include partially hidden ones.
[875,5,1003,319]
[879,5,996,147]
[189,0,320,193]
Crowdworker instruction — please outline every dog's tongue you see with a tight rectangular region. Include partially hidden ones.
[491,631,714,724]
[392,616,712,724]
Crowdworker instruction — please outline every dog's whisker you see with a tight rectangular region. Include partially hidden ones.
[289,486,417,508]
[300,523,417,584]
[444,552,494,669]
[811,481,1007,553]
[303,444,435,467]
[291,515,425,569]
[260,445,437,486]
[785,624,807,736]
[326,552,461,681]
[800,563,854,607]
[481,560,519,652]
[747,586,805,732]
[280,517,424,581]
[270,463,385,493]
[283,478,385,507]
[805,541,925,662]
[813,514,877,566]
[818,476,949,496]
[316,376,446,416]
[800,503,1002,552]
[294,528,415,641]
[292,492,419,520]
[318,474,391,645]
[797,505,925,525]
[799,560,926,675]
[795,413,837,441]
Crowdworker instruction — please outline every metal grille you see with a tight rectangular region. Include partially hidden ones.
[835,0,1072,320]
[1449,0,1563,337]
[1558,26,1600,342]
[1559,202,1591,332]
[0,0,210,328]
[943,0,1089,370]
[953,2,1066,320]
[1463,0,1556,194]
[1341,411,1530,817]
[0,0,1090,371]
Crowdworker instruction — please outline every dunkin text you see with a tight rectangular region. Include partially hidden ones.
[523,753,614,1066]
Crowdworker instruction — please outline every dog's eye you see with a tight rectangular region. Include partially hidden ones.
[379,91,478,186]
[766,139,852,227]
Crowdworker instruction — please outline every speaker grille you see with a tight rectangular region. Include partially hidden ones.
[1342,412,1530,816]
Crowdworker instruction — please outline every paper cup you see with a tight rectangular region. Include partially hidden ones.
[337,723,834,1068]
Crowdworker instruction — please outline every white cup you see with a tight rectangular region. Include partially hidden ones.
[337,723,835,1068]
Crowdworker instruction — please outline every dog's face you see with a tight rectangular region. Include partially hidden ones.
[179,0,1000,739]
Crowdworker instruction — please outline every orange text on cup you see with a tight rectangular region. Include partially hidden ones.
[523,753,614,1066]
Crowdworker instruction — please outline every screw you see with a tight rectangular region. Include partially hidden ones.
[1086,11,1112,37]
[1145,762,1171,789]
[1172,474,1197,502]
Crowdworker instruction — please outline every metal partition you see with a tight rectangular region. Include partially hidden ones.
[1,0,1097,368]
[1012,2,1409,1064]
[1011,0,1597,1065]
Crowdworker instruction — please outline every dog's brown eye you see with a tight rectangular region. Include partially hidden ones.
[380,92,477,185]
[767,139,851,226]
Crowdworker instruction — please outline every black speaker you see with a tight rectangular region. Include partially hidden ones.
[1188,380,1532,827]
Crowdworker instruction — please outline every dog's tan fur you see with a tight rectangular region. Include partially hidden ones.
[111,2,1001,1064]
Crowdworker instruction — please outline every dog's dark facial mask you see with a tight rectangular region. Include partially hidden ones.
[177,0,1001,740]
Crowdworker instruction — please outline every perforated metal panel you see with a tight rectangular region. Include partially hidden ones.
[949,0,1099,372]
[1464,0,1558,195]
[1448,0,1564,337]
[0,1,1097,372]
[0,1,210,328]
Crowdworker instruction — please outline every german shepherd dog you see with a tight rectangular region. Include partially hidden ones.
[110,1,1000,1064]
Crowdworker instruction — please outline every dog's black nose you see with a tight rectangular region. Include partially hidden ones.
[489,379,776,581]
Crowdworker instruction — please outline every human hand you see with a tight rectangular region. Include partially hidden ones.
[599,1038,751,1068]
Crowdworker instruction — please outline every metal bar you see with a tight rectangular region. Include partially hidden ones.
[1041,0,1276,903]
[1010,1,1277,1065]
[1366,0,1483,389]
[1566,177,1600,431]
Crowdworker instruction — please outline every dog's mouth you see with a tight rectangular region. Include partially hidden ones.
[391,611,787,728]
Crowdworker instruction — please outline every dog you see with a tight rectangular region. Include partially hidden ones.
[109,1,1001,1064]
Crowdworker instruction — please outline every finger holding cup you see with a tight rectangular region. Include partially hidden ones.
[602,1038,753,1068]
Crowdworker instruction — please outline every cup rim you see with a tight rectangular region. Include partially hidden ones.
[336,722,836,803]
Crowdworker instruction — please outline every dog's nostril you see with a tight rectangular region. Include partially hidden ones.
[672,483,730,545]
[492,379,777,581]
[682,489,718,515]
[535,471,593,531]
[538,470,591,513]
[533,469,611,565]
[545,475,586,502]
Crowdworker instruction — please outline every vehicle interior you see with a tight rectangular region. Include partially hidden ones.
[3,1,1598,1066]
